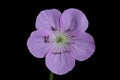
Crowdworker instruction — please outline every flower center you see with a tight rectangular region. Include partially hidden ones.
[55,33,68,45]
[56,36,65,43]
[52,32,72,54]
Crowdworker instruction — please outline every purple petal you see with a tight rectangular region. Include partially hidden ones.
[45,52,75,75]
[36,9,61,31]
[60,8,88,32]
[27,30,54,58]
[70,32,95,61]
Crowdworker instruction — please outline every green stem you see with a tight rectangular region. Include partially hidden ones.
[49,72,54,80]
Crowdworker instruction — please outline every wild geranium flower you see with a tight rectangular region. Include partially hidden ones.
[27,8,95,75]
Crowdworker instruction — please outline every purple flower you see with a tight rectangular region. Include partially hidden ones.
[27,8,95,75]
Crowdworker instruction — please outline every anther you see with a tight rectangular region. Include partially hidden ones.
[44,36,49,43]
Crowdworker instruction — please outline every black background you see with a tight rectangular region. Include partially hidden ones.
[2,0,106,80]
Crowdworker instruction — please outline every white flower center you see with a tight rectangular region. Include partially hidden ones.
[46,27,74,54]
[51,32,70,54]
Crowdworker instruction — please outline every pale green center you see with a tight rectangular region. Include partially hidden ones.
[55,33,68,45]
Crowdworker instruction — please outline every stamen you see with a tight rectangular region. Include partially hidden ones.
[44,36,49,43]
[66,29,70,32]
[52,50,70,54]
[53,52,61,54]
[51,27,57,31]
[71,35,74,38]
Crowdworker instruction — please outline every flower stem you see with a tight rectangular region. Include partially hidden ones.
[49,72,54,80]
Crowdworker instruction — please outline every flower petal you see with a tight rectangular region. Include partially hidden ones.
[27,30,55,58]
[36,9,61,31]
[60,8,88,32]
[70,32,95,61]
[45,52,75,75]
